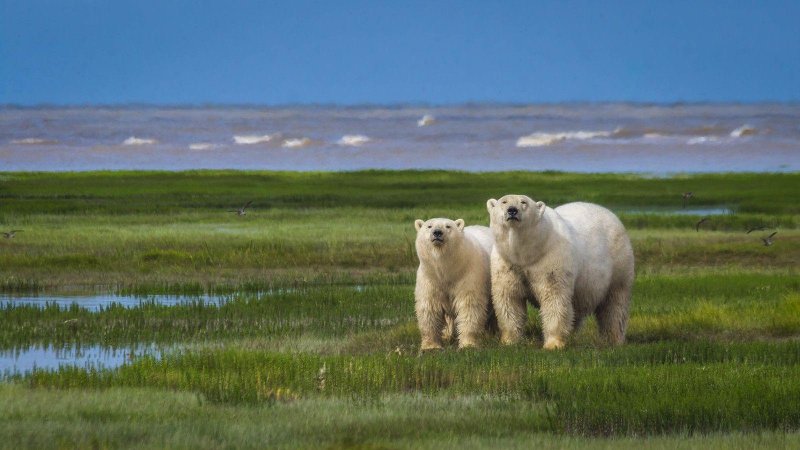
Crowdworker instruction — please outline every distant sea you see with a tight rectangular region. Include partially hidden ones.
[1,104,797,173]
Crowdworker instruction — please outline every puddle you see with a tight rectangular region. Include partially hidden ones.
[0,294,232,312]
[0,286,366,311]
[621,207,734,216]
[0,344,163,376]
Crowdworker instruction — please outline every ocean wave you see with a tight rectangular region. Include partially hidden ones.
[687,125,731,136]
[687,136,721,145]
[516,130,611,147]
[282,137,312,148]
[609,127,639,138]
[123,136,157,145]
[417,114,436,127]
[9,138,58,145]
[609,127,669,139]
[337,135,370,146]
[730,124,757,138]
[188,143,216,150]
[233,134,275,145]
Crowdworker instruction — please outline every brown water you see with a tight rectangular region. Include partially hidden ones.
[1,104,797,173]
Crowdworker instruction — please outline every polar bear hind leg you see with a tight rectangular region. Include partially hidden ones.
[595,283,631,345]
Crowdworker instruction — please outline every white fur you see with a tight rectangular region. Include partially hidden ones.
[487,195,634,349]
[414,218,495,350]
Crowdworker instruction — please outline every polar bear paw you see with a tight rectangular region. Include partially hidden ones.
[543,337,566,350]
[420,342,444,352]
[500,333,522,346]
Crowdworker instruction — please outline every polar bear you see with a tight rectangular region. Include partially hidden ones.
[414,218,495,350]
[486,195,634,349]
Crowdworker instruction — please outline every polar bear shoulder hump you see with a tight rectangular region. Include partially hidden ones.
[552,202,624,234]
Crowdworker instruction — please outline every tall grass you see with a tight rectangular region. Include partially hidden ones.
[1,274,797,350]
[15,341,800,435]
[3,384,798,448]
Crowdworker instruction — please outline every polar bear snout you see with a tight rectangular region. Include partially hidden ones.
[431,229,445,245]
[505,206,520,221]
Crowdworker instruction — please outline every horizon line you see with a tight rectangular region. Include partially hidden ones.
[3,100,800,109]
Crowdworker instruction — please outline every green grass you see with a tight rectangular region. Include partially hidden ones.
[0,170,799,448]
[1,274,797,349]
[1,170,798,214]
[3,385,798,449]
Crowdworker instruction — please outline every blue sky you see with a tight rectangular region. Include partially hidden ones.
[1,0,799,105]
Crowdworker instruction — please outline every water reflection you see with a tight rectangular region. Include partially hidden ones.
[0,294,232,312]
[0,343,162,375]
[0,286,362,311]
[621,207,733,216]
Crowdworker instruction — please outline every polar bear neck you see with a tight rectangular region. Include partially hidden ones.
[496,208,555,266]
[419,237,473,282]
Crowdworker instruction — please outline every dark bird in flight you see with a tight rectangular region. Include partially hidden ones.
[2,230,22,239]
[230,200,253,216]
[695,217,709,232]
[761,231,778,247]
[682,192,694,208]
[746,226,767,234]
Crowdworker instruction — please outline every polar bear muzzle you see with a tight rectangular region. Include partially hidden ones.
[432,229,445,245]
[505,206,521,222]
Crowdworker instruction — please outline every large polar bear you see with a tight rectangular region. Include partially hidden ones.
[486,195,634,349]
[414,218,495,350]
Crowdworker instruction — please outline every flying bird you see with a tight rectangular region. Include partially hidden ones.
[230,200,253,216]
[746,226,767,234]
[761,231,778,246]
[695,217,709,232]
[2,230,22,239]
[682,192,694,208]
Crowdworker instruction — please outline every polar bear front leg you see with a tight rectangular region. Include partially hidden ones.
[415,282,447,351]
[491,252,529,345]
[453,290,488,349]
[531,270,575,350]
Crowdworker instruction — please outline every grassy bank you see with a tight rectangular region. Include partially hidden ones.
[1,170,798,448]
[1,171,797,291]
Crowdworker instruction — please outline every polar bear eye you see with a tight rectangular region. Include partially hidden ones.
[521,201,527,205]
[501,201,507,204]
[446,225,451,229]
[427,225,432,229]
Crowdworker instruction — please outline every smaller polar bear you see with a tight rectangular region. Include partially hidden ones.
[487,195,634,349]
[414,218,495,350]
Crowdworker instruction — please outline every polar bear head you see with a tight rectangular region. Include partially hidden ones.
[486,194,546,229]
[414,218,466,257]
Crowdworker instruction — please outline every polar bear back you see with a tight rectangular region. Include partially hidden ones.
[553,202,634,295]
[464,225,494,257]
[554,202,626,241]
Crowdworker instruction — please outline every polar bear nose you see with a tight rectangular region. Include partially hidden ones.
[432,229,444,238]
[507,206,519,216]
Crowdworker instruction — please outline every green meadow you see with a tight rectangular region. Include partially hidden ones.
[0,170,799,449]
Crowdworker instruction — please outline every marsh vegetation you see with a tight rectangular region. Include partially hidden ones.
[0,170,798,448]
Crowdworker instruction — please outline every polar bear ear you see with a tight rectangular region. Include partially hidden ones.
[415,219,425,231]
[454,219,465,231]
[486,199,497,212]
[536,201,546,218]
